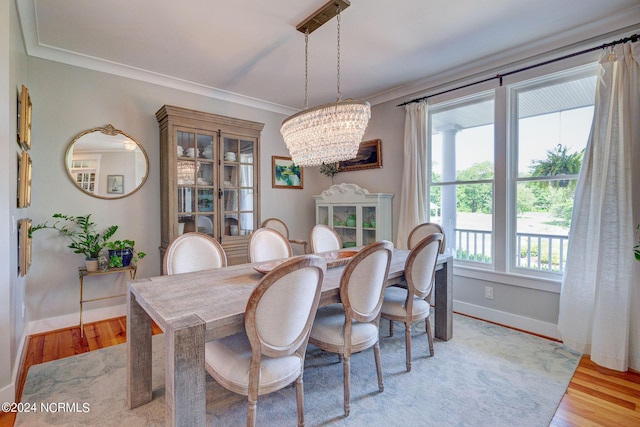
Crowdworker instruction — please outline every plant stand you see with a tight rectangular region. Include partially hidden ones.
[78,265,137,337]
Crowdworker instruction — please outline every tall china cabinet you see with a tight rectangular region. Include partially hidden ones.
[314,183,394,248]
[156,105,264,266]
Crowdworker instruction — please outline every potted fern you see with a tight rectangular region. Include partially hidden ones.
[30,213,118,271]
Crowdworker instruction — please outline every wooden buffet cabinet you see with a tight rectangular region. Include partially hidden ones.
[156,105,264,265]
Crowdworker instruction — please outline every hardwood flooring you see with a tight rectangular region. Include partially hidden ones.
[1,317,639,427]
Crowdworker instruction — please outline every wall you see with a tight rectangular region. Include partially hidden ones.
[24,56,329,331]
[1,0,28,403]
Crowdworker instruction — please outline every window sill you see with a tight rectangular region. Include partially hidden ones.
[452,263,561,293]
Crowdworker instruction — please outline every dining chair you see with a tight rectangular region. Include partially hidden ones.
[407,222,446,253]
[204,255,326,427]
[163,232,227,275]
[247,227,293,263]
[262,217,309,254]
[381,233,443,372]
[308,240,393,417]
[309,224,343,253]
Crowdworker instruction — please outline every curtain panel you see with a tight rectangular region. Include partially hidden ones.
[396,101,429,249]
[558,41,640,371]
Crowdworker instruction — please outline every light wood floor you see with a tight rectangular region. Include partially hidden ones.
[1,317,639,427]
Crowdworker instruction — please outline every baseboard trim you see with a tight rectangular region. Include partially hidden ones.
[27,304,127,335]
[453,300,560,340]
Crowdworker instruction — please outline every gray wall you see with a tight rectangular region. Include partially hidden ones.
[1,0,28,403]
[24,56,335,327]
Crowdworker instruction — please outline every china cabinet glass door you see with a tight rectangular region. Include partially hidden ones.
[221,135,257,238]
[176,129,217,237]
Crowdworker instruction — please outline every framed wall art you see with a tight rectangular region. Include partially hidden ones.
[18,151,32,208]
[338,139,382,172]
[18,218,32,277]
[107,175,124,194]
[18,85,32,150]
[272,156,303,189]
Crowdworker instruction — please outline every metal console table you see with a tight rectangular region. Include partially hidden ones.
[78,265,137,337]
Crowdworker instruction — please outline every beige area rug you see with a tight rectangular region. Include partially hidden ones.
[17,314,580,426]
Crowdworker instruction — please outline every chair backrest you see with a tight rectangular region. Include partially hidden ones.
[310,224,343,253]
[406,233,443,300]
[163,232,227,275]
[245,255,326,358]
[407,222,446,253]
[248,227,293,263]
[261,218,289,239]
[340,241,393,322]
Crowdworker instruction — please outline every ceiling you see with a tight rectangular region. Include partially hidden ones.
[16,0,640,115]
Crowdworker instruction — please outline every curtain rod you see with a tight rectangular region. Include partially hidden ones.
[397,33,639,107]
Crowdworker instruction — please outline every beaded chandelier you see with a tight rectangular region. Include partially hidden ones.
[280,0,370,167]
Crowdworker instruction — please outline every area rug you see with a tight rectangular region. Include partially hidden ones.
[16,314,580,426]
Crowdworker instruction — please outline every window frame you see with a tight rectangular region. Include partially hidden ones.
[425,61,598,287]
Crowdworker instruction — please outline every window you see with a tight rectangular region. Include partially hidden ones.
[511,71,596,274]
[71,159,98,193]
[429,93,495,266]
[426,65,597,279]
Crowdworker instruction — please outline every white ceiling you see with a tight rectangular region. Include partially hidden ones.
[16,0,640,115]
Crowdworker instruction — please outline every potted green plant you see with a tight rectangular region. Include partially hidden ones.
[105,239,146,268]
[320,162,341,183]
[30,213,118,271]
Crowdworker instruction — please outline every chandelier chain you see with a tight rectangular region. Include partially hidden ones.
[336,6,341,101]
[305,30,309,109]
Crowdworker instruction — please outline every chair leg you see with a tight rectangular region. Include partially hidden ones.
[343,355,351,417]
[247,398,257,427]
[295,375,305,427]
[389,319,394,336]
[426,317,434,356]
[405,322,412,372]
[374,342,384,392]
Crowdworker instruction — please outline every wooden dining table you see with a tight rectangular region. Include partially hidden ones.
[126,249,453,426]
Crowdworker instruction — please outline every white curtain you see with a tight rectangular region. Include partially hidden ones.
[558,41,640,371]
[396,101,429,249]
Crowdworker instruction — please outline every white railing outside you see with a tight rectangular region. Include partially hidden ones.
[453,228,569,273]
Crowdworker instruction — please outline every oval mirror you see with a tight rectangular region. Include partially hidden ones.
[64,124,149,199]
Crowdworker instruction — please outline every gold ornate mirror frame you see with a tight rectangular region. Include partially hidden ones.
[64,124,149,200]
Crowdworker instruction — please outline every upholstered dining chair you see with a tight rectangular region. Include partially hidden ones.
[247,227,293,263]
[163,232,227,275]
[204,255,326,427]
[407,222,446,253]
[262,217,309,254]
[309,224,343,253]
[381,233,443,372]
[308,240,393,417]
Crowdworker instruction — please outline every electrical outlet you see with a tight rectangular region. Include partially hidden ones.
[484,286,494,299]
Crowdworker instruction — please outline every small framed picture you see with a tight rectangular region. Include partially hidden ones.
[18,151,32,208]
[338,139,382,172]
[18,85,32,150]
[18,218,32,277]
[272,156,303,189]
[107,175,124,194]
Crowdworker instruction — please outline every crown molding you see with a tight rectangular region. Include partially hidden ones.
[16,0,297,116]
[366,5,640,107]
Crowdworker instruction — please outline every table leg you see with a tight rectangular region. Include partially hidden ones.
[165,315,206,427]
[127,291,153,408]
[79,275,84,338]
[434,256,453,341]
